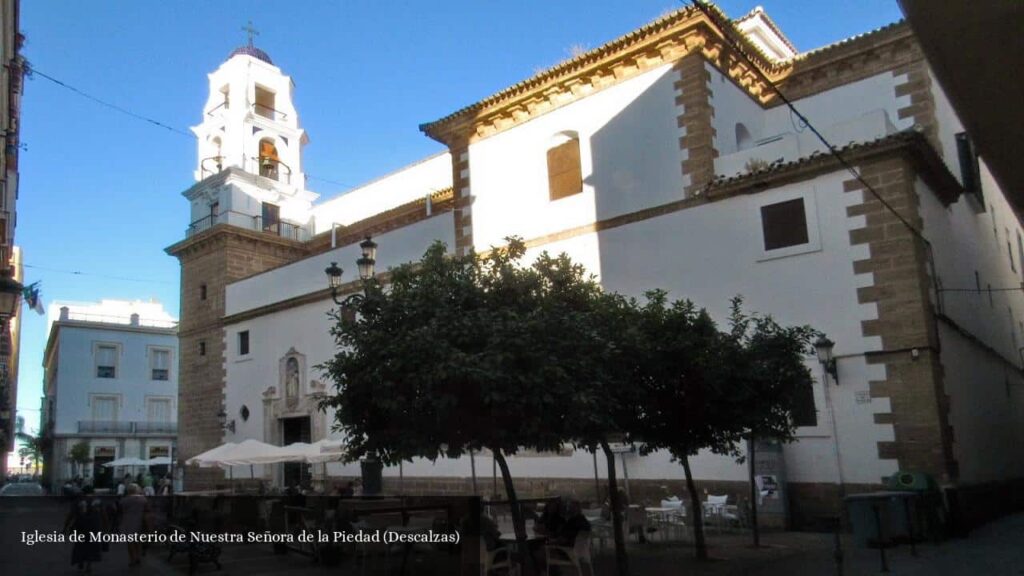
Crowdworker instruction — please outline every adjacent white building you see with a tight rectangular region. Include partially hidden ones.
[42,300,178,491]
[168,5,1024,527]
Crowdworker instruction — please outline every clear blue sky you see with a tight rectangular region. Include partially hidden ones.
[10,1,903,461]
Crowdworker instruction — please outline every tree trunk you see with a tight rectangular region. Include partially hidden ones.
[492,448,538,576]
[681,454,708,560]
[748,435,760,547]
[600,440,630,576]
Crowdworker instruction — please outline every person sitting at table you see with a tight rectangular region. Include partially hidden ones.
[551,499,590,547]
[535,497,566,537]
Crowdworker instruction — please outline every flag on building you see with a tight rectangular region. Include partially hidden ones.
[22,281,44,315]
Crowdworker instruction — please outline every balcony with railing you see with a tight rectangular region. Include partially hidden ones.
[60,310,177,329]
[187,209,311,242]
[78,420,178,435]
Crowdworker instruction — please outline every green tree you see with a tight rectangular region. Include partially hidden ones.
[320,239,585,574]
[530,253,637,575]
[630,292,739,560]
[15,428,48,476]
[68,441,92,478]
[722,298,817,546]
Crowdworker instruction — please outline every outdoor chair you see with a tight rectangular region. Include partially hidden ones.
[481,540,519,576]
[703,495,740,533]
[626,506,648,543]
[544,530,593,576]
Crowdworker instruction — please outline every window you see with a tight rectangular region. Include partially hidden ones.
[91,395,118,422]
[199,341,206,357]
[1008,229,1016,272]
[262,201,280,234]
[146,398,172,423]
[792,382,817,427]
[955,132,981,199]
[1018,231,1024,281]
[254,85,275,119]
[200,283,207,301]
[150,348,170,381]
[547,136,582,201]
[760,198,809,251]
[219,85,230,109]
[238,330,250,356]
[95,344,117,378]
[209,202,219,223]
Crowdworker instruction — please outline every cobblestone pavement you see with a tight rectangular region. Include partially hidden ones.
[3,498,1022,575]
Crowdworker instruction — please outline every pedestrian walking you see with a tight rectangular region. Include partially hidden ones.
[120,483,150,567]
[64,486,107,574]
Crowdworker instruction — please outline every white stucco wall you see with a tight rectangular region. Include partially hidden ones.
[467,63,684,250]
[51,325,179,436]
[310,153,453,233]
[225,211,455,316]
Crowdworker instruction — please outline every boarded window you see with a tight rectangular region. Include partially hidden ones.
[792,382,817,427]
[147,398,172,422]
[547,138,582,201]
[760,198,809,251]
[92,396,118,421]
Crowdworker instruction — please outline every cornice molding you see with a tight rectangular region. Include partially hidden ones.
[420,5,914,147]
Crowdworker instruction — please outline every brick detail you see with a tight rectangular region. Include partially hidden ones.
[675,55,717,197]
[893,59,940,153]
[845,157,958,482]
[168,229,310,490]
[451,146,473,257]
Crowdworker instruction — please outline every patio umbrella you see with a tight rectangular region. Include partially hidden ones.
[103,457,149,468]
[186,442,238,468]
[145,456,172,466]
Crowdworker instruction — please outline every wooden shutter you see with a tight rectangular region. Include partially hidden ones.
[547,138,582,201]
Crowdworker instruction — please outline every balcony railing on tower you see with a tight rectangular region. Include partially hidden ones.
[186,209,310,242]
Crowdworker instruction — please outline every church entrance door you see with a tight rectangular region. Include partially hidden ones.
[281,416,310,488]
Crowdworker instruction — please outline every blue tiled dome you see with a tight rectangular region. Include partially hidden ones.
[228,45,273,65]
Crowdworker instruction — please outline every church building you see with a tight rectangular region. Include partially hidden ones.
[167,4,1024,527]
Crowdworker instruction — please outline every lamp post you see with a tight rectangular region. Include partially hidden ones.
[815,335,838,384]
[324,235,377,307]
[324,236,381,493]
[815,335,846,505]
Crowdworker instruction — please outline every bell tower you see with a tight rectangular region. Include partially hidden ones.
[191,35,308,188]
[167,30,314,489]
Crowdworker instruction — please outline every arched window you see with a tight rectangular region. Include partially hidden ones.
[547,132,582,201]
[735,123,753,151]
[259,138,280,180]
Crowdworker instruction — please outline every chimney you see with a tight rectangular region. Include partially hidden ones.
[130,313,140,326]
[59,306,69,321]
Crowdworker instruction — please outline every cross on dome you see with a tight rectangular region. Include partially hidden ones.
[242,20,259,48]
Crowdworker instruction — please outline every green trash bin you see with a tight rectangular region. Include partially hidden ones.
[844,491,917,548]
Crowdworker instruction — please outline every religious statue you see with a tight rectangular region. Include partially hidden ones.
[285,357,300,406]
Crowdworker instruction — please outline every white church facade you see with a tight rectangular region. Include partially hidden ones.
[168,5,1024,527]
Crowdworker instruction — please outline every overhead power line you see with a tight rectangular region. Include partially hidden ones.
[28,64,193,138]
[23,263,176,286]
[690,0,928,244]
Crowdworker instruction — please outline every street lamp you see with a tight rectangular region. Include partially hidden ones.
[815,335,838,383]
[0,268,23,320]
[216,409,235,433]
[325,236,377,306]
